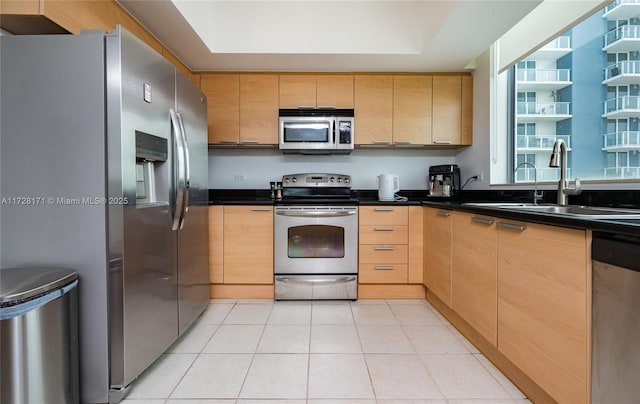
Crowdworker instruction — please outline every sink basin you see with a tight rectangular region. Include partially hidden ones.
[462,202,534,207]
[463,202,640,219]
[504,204,640,219]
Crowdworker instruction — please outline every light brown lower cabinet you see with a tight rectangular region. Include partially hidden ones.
[425,207,590,404]
[423,207,452,306]
[497,220,589,404]
[210,205,273,285]
[451,212,497,346]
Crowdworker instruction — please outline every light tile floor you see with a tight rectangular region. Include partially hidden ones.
[122,299,531,404]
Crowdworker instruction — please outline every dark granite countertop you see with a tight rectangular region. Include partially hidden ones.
[209,188,640,237]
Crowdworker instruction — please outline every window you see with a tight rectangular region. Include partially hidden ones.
[508,0,640,182]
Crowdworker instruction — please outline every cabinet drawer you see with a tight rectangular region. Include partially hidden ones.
[359,264,408,284]
[359,225,408,244]
[359,244,408,264]
[359,206,408,225]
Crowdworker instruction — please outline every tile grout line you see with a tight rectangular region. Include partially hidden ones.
[234,301,273,402]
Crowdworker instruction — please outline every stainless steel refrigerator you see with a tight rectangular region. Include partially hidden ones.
[0,26,209,403]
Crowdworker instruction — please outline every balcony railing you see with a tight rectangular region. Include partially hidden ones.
[516,69,571,83]
[517,102,571,116]
[603,166,640,179]
[604,0,640,11]
[604,60,640,80]
[539,36,571,51]
[514,167,566,182]
[516,134,571,149]
[604,25,640,49]
[603,0,640,18]
[603,96,640,115]
[603,131,640,149]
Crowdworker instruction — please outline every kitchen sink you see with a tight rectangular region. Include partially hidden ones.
[462,202,640,219]
[477,204,640,219]
[505,205,640,219]
[462,202,534,207]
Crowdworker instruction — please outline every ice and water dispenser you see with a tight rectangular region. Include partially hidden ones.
[135,131,168,204]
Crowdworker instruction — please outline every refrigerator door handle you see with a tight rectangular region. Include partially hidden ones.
[176,112,190,218]
[170,108,186,231]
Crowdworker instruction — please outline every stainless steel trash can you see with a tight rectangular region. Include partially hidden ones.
[1,267,79,404]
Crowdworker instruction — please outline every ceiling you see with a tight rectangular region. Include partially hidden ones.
[117,0,544,72]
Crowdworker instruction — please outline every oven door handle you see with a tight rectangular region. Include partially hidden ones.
[275,210,357,217]
[276,276,357,283]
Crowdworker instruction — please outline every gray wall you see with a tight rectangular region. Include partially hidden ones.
[208,148,458,190]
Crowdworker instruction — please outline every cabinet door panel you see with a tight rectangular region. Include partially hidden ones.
[354,75,393,145]
[359,226,408,245]
[359,244,408,264]
[208,206,224,284]
[316,75,354,108]
[461,75,473,145]
[223,206,273,284]
[393,75,432,145]
[423,208,452,305]
[359,264,408,284]
[201,74,239,144]
[432,75,462,145]
[240,74,278,144]
[359,205,408,225]
[451,212,497,345]
[279,74,316,108]
[497,222,588,404]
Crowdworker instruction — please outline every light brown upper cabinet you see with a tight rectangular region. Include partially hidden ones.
[279,74,354,109]
[432,75,473,146]
[354,75,393,145]
[202,74,279,145]
[201,74,240,144]
[393,75,433,145]
[239,74,279,145]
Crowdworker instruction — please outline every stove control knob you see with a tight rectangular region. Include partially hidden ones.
[337,178,343,183]
[284,177,290,183]
[292,177,297,183]
[330,177,336,182]
[344,178,350,183]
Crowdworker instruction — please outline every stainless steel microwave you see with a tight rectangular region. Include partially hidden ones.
[278,109,354,154]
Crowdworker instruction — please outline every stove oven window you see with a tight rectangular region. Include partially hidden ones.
[288,225,345,258]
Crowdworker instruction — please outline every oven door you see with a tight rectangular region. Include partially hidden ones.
[274,206,358,275]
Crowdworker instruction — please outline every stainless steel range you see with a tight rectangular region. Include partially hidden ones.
[274,173,358,300]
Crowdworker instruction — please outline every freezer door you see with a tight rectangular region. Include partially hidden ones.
[175,72,210,335]
[106,26,179,396]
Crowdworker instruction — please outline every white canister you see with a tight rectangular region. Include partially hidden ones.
[377,174,400,201]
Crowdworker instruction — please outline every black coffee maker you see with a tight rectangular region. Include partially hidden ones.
[428,164,460,197]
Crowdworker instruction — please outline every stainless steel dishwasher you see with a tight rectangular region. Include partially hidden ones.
[592,234,640,404]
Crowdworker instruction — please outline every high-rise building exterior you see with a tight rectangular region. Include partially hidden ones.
[513,0,640,182]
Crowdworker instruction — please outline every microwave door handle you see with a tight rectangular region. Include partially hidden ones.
[176,112,190,219]
[170,109,186,231]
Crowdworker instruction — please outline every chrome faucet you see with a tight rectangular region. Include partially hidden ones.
[549,139,581,205]
[514,162,543,205]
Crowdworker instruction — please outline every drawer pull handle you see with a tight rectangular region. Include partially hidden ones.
[373,246,395,251]
[217,139,237,144]
[497,222,527,231]
[251,208,272,212]
[374,227,395,231]
[433,140,453,144]
[436,211,450,217]
[374,208,395,212]
[471,217,494,225]
[374,266,394,270]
